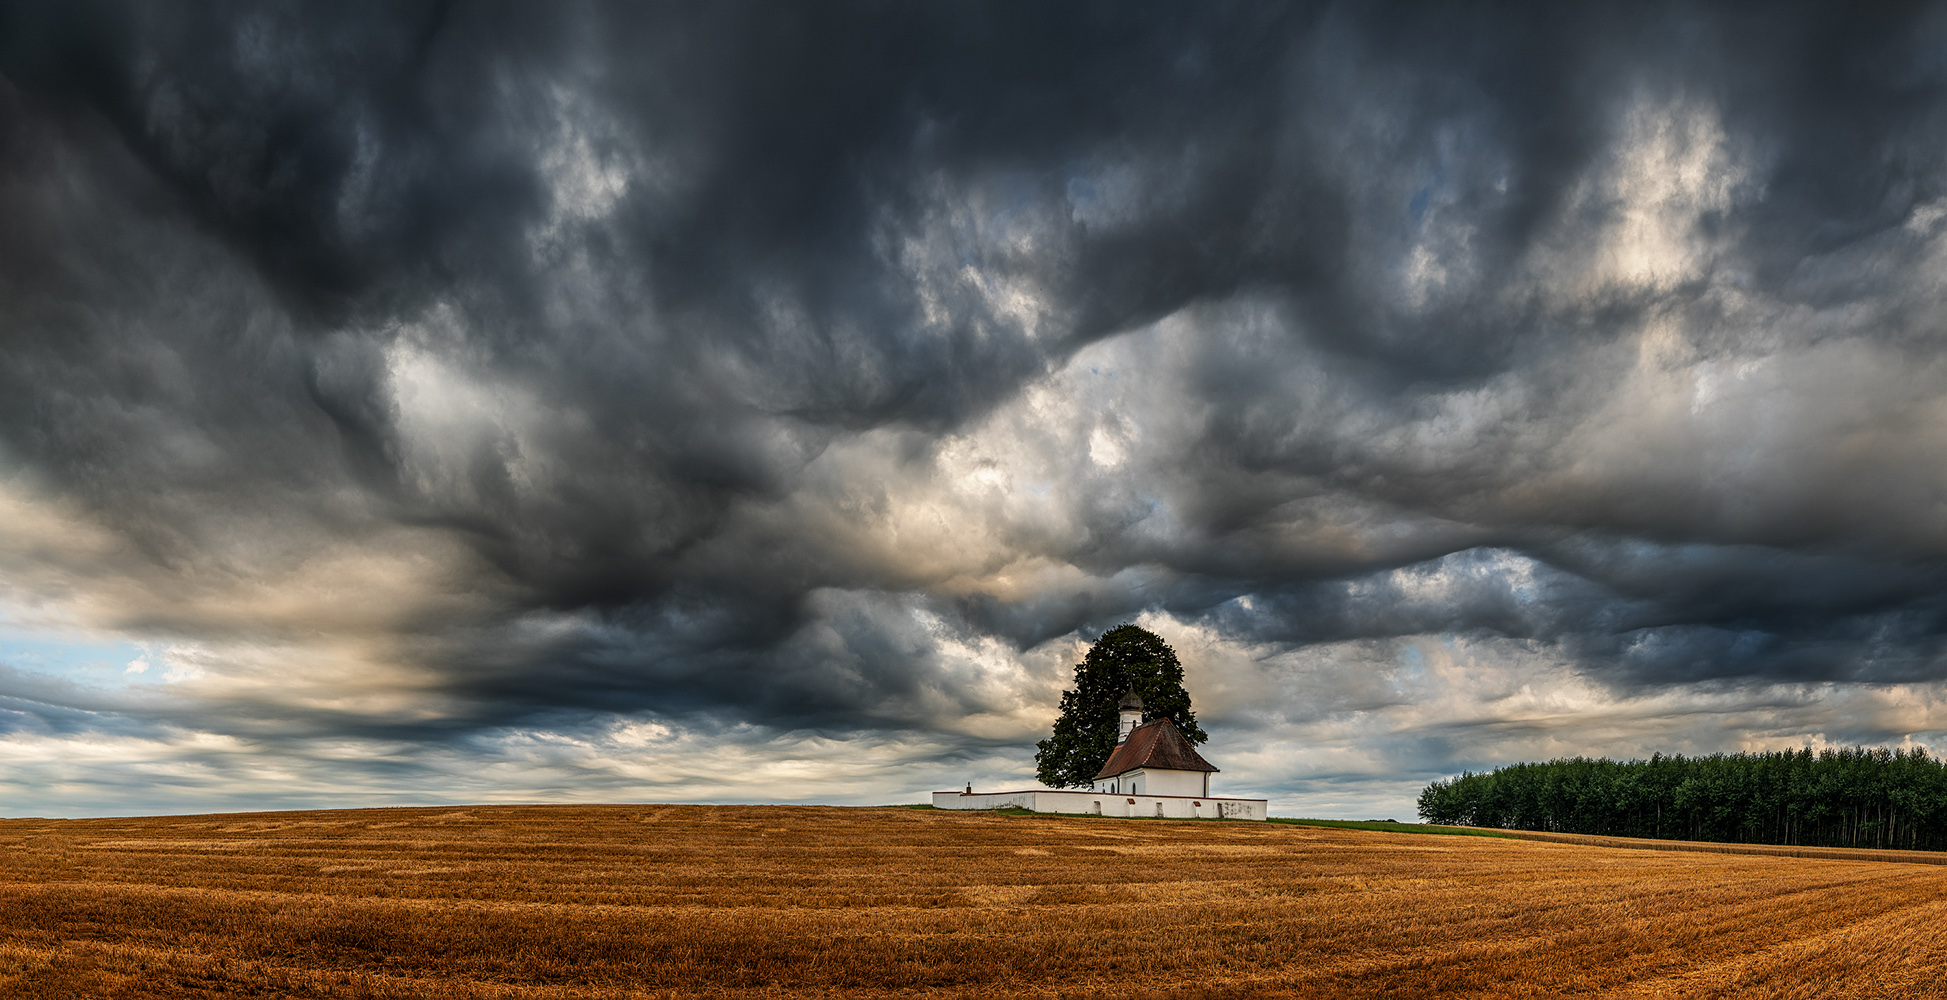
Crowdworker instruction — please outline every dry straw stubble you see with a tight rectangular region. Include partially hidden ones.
[0,804,1942,998]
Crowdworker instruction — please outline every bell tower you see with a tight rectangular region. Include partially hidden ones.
[1116,689,1144,743]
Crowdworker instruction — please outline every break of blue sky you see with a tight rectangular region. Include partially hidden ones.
[0,629,155,686]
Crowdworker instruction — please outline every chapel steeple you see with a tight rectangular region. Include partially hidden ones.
[1116,688,1144,744]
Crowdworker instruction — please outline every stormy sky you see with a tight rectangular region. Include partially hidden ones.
[5,1,1947,819]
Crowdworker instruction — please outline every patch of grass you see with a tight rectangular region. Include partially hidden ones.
[1269,817,1514,838]
[928,807,1500,831]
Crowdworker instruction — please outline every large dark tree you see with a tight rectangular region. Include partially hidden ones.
[1035,624,1205,787]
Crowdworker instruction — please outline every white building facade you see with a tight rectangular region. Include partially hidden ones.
[932,787,1264,820]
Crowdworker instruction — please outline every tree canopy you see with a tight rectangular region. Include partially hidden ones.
[1034,624,1205,788]
[1418,747,1947,850]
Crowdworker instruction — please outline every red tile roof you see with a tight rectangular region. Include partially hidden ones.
[1092,718,1218,780]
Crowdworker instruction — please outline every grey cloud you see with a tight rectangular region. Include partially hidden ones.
[5,1,1947,810]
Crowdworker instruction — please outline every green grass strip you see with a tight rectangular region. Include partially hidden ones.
[882,805,1508,834]
[1267,817,1514,838]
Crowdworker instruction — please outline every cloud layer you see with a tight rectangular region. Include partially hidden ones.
[6,1,1947,817]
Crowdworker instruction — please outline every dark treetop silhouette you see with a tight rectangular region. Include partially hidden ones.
[1035,624,1205,788]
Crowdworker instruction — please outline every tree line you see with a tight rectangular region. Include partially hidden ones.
[1417,747,1947,851]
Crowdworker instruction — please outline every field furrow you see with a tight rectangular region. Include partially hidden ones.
[0,805,1939,998]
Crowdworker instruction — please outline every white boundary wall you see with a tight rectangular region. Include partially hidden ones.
[931,789,1267,820]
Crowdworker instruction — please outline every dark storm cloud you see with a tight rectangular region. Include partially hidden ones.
[5,0,1947,776]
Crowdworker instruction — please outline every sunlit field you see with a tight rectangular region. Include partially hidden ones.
[1,804,1942,998]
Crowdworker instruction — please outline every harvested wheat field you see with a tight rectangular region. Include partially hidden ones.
[0,805,1943,999]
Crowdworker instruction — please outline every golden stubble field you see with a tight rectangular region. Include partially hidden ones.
[0,805,1942,999]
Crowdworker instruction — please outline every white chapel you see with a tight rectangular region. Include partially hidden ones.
[935,689,1266,820]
